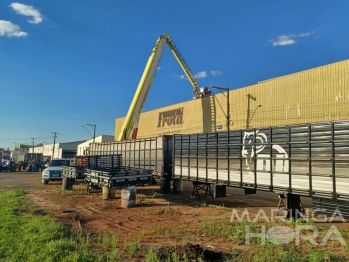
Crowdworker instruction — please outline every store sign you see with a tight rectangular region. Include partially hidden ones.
[157,108,184,127]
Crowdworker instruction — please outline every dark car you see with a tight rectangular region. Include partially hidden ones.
[1,160,15,172]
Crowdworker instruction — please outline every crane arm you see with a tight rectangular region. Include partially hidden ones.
[117,35,166,141]
[117,32,206,141]
[164,33,201,98]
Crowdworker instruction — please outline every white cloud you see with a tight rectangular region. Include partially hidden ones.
[270,31,315,46]
[298,32,310,37]
[270,35,296,46]
[194,71,207,79]
[176,71,207,80]
[177,74,191,79]
[0,20,28,37]
[10,2,43,24]
[211,70,222,77]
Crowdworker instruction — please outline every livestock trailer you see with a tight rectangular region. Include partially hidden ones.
[172,120,349,218]
[89,136,173,176]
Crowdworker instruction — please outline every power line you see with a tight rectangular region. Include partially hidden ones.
[121,42,349,116]
[0,136,54,141]
[215,43,349,87]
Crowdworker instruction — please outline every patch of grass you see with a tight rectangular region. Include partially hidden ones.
[138,197,155,205]
[146,247,160,262]
[96,233,118,250]
[153,225,183,239]
[248,244,302,262]
[123,238,139,256]
[200,201,207,207]
[0,190,103,261]
[2,189,348,261]
[137,230,146,241]
[165,227,182,239]
[229,243,348,262]
[202,217,255,244]
[148,191,161,198]
[129,240,138,255]
[182,232,195,245]
[154,225,164,236]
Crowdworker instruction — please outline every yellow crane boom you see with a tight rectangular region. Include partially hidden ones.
[117,32,208,141]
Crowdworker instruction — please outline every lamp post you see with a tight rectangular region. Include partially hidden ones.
[211,85,230,131]
[84,123,96,143]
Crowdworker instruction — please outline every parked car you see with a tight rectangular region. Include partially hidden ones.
[1,160,15,172]
[42,158,72,184]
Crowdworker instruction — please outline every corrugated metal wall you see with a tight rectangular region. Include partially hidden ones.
[115,59,349,139]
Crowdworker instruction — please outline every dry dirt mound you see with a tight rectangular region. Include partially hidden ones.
[155,243,225,261]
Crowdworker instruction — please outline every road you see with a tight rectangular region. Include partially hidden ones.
[0,170,45,191]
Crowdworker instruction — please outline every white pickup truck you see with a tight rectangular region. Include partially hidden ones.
[42,158,72,184]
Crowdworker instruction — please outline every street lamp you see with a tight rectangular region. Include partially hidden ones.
[84,123,96,143]
[211,85,231,131]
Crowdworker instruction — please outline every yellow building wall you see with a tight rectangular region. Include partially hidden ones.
[115,99,206,139]
[115,59,349,139]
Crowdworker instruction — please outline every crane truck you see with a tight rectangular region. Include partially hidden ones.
[117,32,210,142]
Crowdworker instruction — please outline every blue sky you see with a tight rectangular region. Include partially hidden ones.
[1,1,349,149]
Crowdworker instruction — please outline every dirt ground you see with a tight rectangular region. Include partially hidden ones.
[25,178,241,256]
[1,171,348,261]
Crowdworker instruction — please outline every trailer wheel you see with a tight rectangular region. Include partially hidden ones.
[42,179,49,185]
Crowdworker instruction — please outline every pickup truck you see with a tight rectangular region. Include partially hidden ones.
[42,158,72,184]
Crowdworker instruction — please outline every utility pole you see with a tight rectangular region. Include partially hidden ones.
[211,85,230,131]
[246,94,256,129]
[52,132,58,160]
[246,94,262,129]
[86,123,96,143]
[31,138,36,158]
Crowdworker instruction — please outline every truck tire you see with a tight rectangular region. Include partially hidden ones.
[42,179,49,185]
